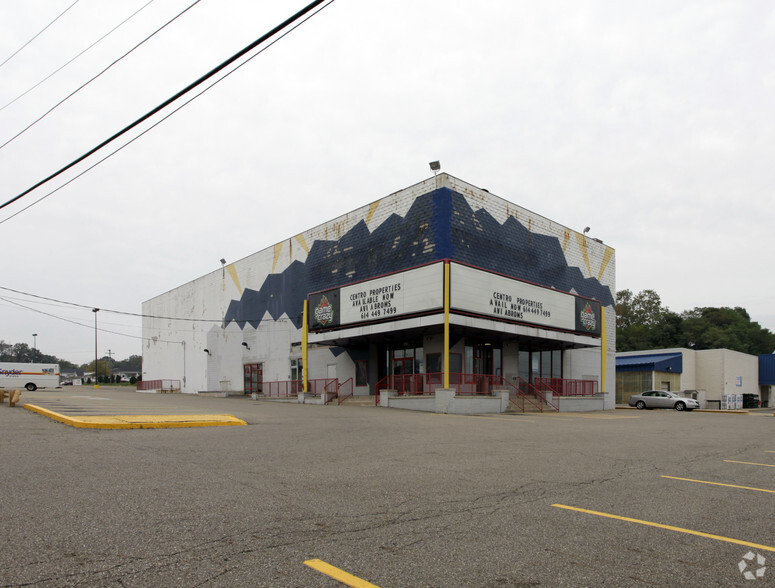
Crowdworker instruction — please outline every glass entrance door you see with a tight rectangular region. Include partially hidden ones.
[244,363,262,395]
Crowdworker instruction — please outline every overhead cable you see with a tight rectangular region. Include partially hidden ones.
[0,296,168,343]
[0,0,331,213]
[0,285,300,324]
[0,0,157,113]
[0,0,197,151]
[0,0,80,69]
[0,0,335,225]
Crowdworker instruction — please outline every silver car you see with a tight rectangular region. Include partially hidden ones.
[629,390,700,411]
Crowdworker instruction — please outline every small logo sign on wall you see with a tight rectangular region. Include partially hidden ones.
[314,295,335,326]
[309,290,341,330]
[574,297,601,336]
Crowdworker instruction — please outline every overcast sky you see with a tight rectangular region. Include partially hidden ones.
[1,0,773,364]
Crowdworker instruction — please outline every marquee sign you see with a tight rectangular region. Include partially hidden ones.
[308,261,601,337]
[450,263,601,336]
[308,262,444,331]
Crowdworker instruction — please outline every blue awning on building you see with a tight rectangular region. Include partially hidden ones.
[616,353,682,374]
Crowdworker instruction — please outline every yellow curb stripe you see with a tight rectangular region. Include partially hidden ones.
[552,504,775,553]
[661,476,775,494]
[24,404,246,429]
[724,460,775,468]
[303,559,380,588]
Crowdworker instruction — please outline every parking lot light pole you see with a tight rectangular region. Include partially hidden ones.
[92,308,99,389]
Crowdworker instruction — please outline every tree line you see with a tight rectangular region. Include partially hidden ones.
[0,340,141,374]
[616,289,775,355]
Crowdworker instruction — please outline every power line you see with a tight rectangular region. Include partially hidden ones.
[0,0,335,225]
[0,0,332,214]
[0,0,157,113]
[0,0,198,152]
[0,285,301,324]
[0,295,165,343]
[0,0,80,69]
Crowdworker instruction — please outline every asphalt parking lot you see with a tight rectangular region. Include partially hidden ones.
[1,387,774,587]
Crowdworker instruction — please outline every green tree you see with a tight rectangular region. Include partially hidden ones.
[617,290,775,354]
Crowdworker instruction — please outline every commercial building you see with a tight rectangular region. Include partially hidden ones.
[616,348,766,408]
[142,174,616,411]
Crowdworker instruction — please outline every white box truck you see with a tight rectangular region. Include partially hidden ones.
[0,363,60,391]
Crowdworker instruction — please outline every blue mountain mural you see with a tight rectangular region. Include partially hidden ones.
[224,188,615,330]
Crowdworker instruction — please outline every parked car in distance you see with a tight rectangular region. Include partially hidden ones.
[629,390,700,411]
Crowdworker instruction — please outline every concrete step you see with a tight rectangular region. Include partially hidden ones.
[506,395,556,413]
[338,395,376,407]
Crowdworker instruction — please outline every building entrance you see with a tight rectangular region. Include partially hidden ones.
[243,363,262,395]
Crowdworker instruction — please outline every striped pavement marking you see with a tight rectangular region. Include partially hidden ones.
[661,475,775,494]
[724,460,775,468]
[303,559,380,588]
[553,504,775,553]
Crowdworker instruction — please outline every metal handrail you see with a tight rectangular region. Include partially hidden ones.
[337,377,354,405]
[533,377,597,396]
[373,372,560,412]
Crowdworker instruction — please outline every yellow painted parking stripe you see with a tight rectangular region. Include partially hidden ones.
[662,476,775,494]
[552,504,775,553]
[724,460,775,468]
[303,559,380,588]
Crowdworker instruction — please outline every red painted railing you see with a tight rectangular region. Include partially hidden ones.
[261,378,338,398]
[337,378,354,405]
[513,376,558,412]
[263,380,302,397]
[533,377,597,396]
[374,372,560,411]
[137,379,180,392]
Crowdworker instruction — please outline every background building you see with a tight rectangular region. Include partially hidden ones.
[142,174,616,410]
[616,347,763,408]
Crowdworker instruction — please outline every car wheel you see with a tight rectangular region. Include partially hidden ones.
[635,400,646,410]
[675,401,686,411]
[25,383,37,391]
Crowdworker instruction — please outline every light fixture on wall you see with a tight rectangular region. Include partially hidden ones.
[429,160,440,176]
[241,342,250,350]
[204,349,211,356]
[583,227,590,235]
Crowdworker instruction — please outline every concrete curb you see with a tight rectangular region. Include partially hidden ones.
[23,404,247,429]
[616,405,751,415]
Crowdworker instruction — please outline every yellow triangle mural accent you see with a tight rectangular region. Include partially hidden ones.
[272,242,284,273]
[226,264,242,296]
[574,232,592,276]
[365,201,379,226]
[598,246,615,281]
[295,234,310,254]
